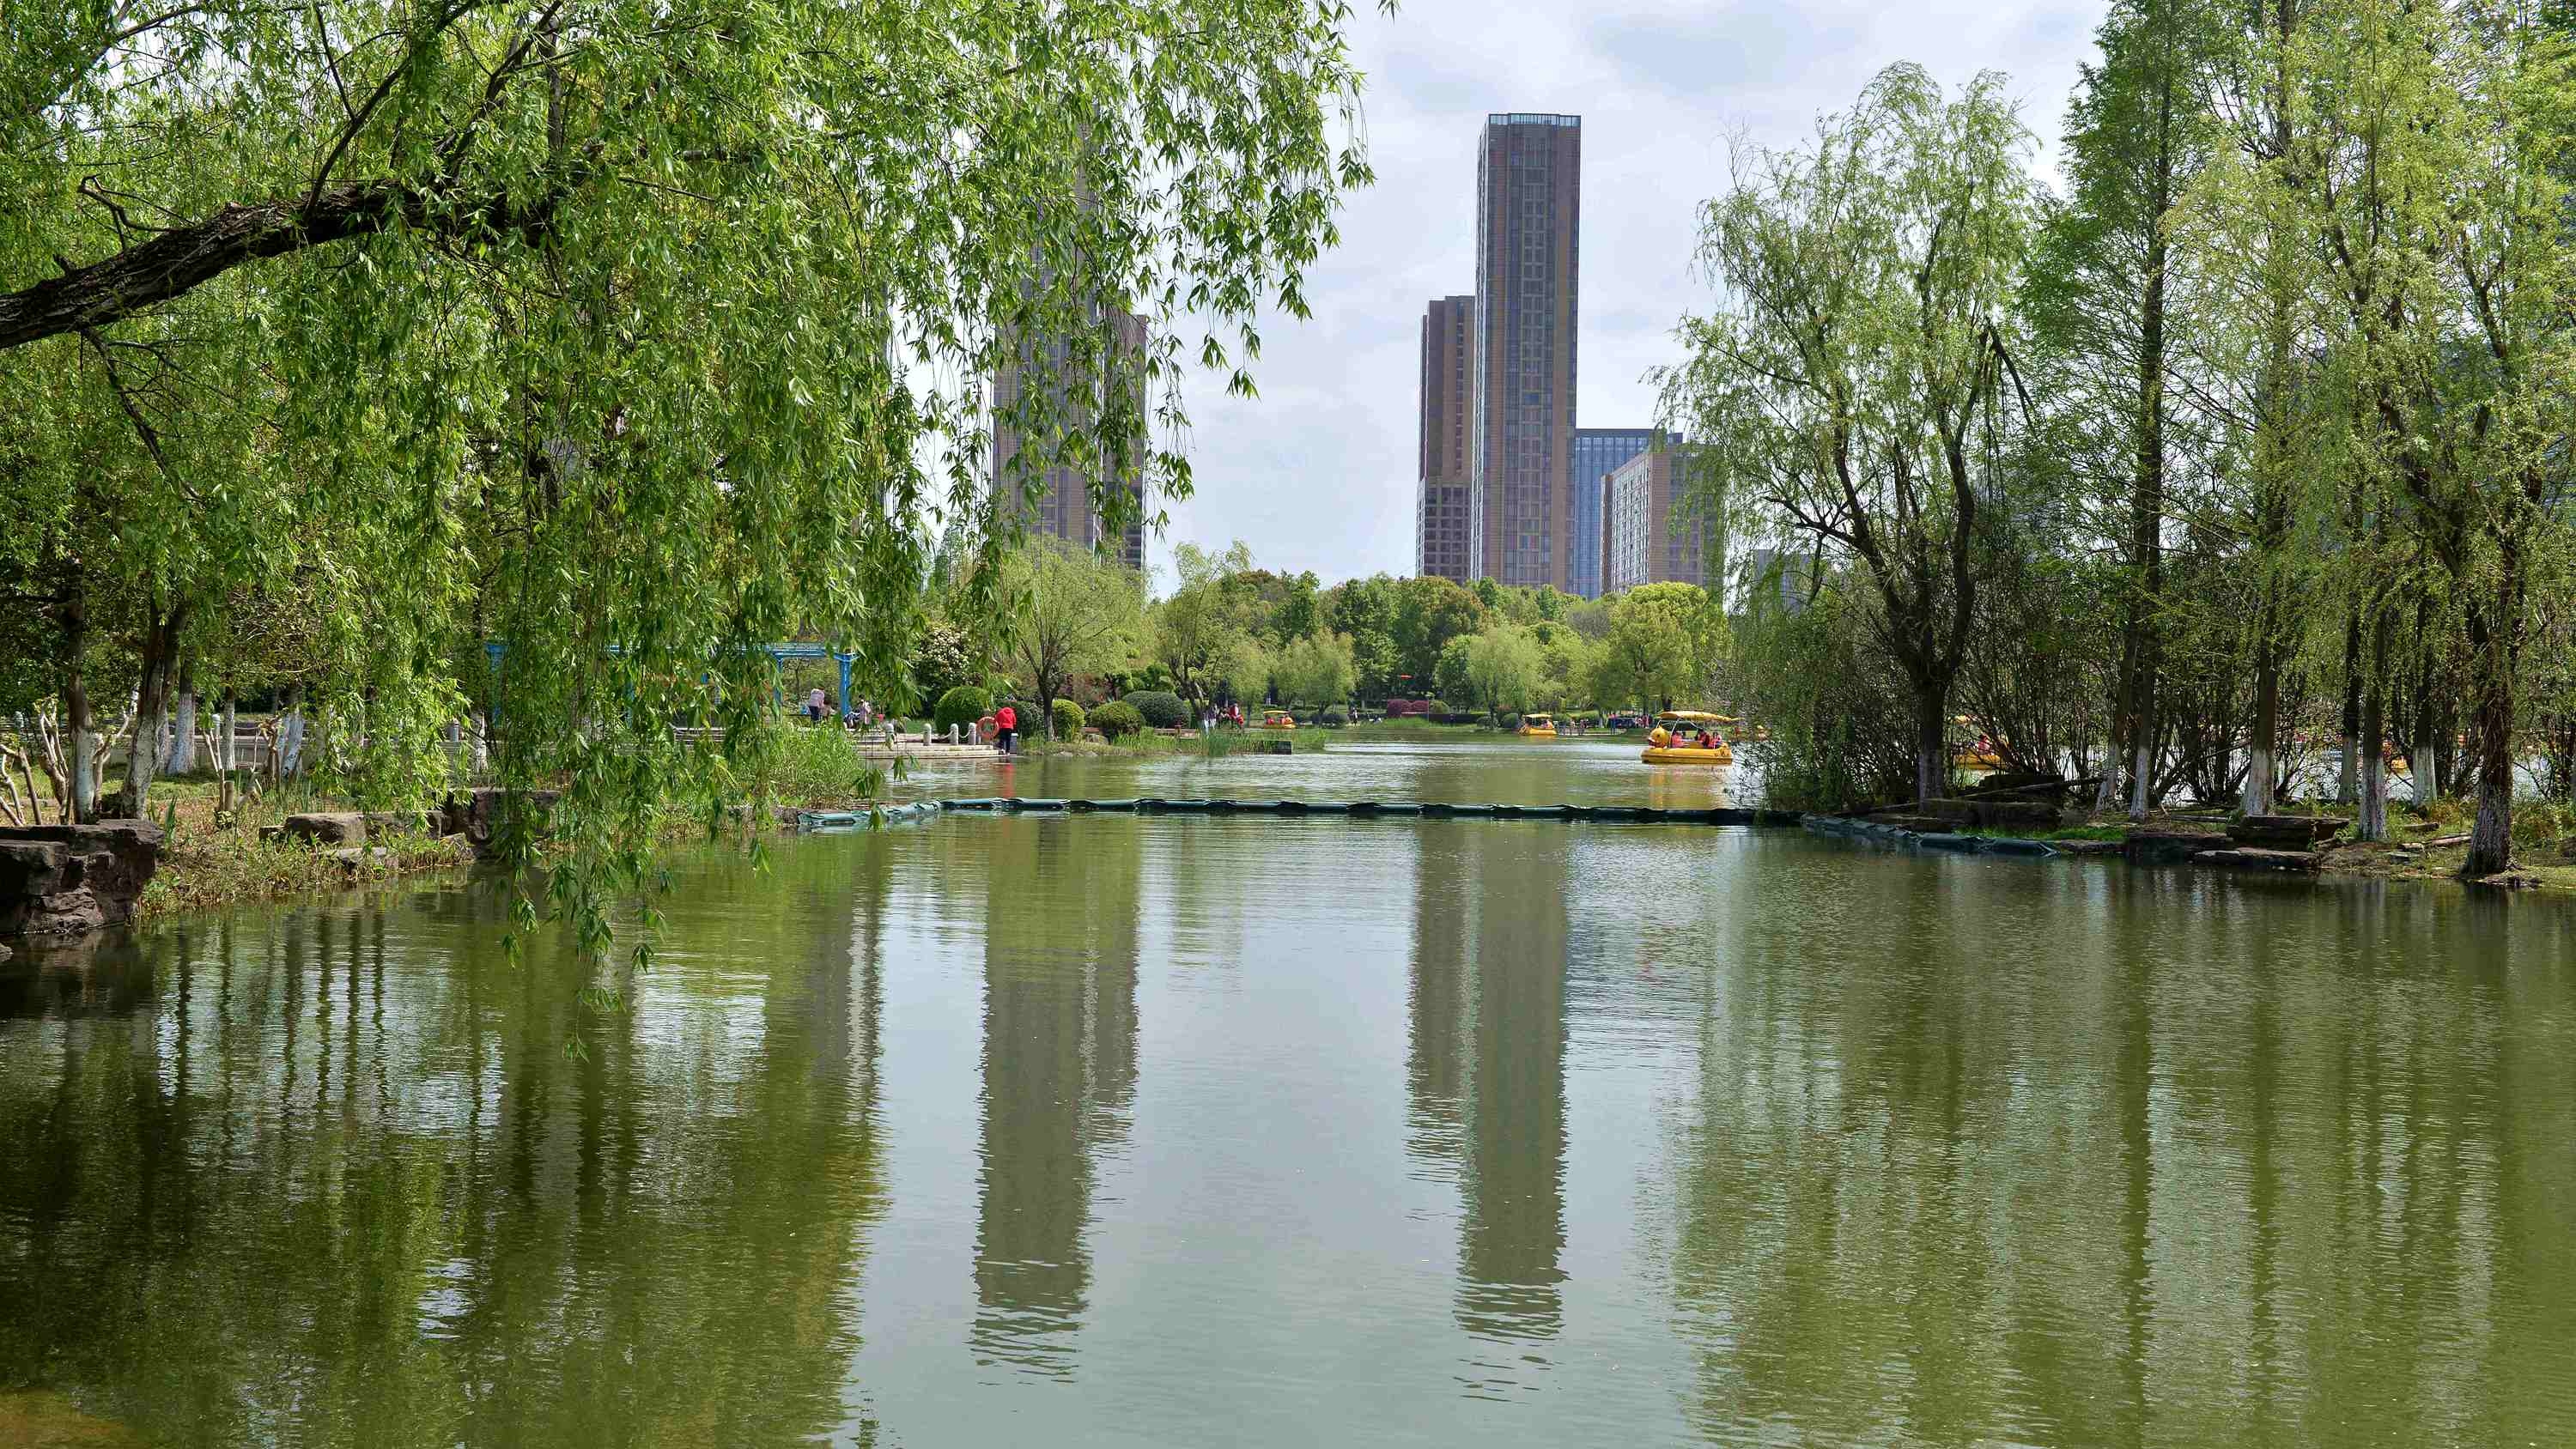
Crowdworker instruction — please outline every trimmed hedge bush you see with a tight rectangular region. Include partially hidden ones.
[933,685,993,734]
[1091,700,1146,741]
[1121,689,1188,730]
[1320,706,1349,726]
[1050,698,1084,739]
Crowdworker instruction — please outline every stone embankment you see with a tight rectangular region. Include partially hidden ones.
[0,822,167,942]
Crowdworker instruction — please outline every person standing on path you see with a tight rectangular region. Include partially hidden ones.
[994,700,1018,755]
[806,686,827,725]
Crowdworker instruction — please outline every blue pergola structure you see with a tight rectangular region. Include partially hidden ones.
[483,640,860,715]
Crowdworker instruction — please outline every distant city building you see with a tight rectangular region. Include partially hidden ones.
[1470,112,1582,591]
[1735,546,1812,614]
[992,306,1151,569]
[1567,427,1656,598]
[1417,295,1475,582]
[1604,445,1708,593]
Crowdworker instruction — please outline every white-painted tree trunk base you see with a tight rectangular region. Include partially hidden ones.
[2241,747,2274,816]
[167,693,197,774]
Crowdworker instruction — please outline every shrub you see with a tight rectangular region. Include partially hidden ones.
[1091,700,1146,741]
[1122,689,1188,730]
[1051,698,1084,739]
[1321,706,1349,726]
[933,685,993,734]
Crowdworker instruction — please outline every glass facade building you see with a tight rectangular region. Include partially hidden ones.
[1567,427,1656,598]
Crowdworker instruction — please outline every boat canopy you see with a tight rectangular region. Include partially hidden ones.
[1655,711,1739,724]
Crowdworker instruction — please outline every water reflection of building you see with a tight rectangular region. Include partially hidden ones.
[970,818,1142,1374]
[1406,822,1571,1347]
[1406,825,1473,1168]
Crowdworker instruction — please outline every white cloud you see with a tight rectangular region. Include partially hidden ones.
[1152,0,2109,587]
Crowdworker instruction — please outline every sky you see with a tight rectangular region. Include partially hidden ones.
[1146,0,2110,589]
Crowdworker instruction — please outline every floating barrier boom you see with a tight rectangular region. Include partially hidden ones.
[800,797,1809,828]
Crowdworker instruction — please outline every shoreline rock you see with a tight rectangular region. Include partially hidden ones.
[1,822,167,938]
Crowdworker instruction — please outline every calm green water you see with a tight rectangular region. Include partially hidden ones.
[5,743,2574,1446]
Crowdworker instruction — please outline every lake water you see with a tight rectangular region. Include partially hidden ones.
[5,742,2574,1446]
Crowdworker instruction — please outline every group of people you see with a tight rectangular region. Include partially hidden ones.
[804,688,885,733]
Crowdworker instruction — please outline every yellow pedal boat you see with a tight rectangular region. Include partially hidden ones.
[1643,712,1735,765]
[1516,713,1558,738]
[1643,742,1735,765]
[1258,708,1297,731]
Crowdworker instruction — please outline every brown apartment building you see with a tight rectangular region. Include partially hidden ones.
[1417,295,1475,582]
[992,306,1151,569]
[1471,112,1582,590]
[1604,445,1708,593]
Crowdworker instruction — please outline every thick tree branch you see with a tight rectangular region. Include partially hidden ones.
[0,179,555,350]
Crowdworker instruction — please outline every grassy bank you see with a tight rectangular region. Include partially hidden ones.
[93,725,916,921]
[1941,798,2576,889]
[117,778,476,921]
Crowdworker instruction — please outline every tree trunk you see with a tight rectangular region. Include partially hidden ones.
[117,597,189,817]
[1915,685,1946,805]
[2464,679,2514,879]
[280,683,307,779]
[167,680,198,775]
[2104,622,2140,815]
[2357,608,2391,842]
[219,694,239,816]
[2461,585,2520,881]
[2242,627,2279,816]
[2410,599,2439,803]
[57,576,96,823]
[2336,607,2361,807]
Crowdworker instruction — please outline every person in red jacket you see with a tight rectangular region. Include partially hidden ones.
[994,701,1018,754]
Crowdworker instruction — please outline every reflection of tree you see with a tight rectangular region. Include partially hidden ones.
[1660,867,2576,1445]
[969,816,1142,1375]
[1402,822,1571,1348]
[0,840,900,1446]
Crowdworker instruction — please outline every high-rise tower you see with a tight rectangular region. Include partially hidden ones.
[1417,295,1474,582]
[992,306,1151,570]
[1471,113,1582,590]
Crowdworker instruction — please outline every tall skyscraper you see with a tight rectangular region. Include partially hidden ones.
[992,306,1151,569]
[1417,295,1475,582]
[1567,427,1655,598]
[1471,112,1582,590]
[1605,444,1709,593]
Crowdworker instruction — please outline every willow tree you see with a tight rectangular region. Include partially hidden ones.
[2,1,1376,952]
[1660,64,2038,802]
[1002,537,1144,738]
